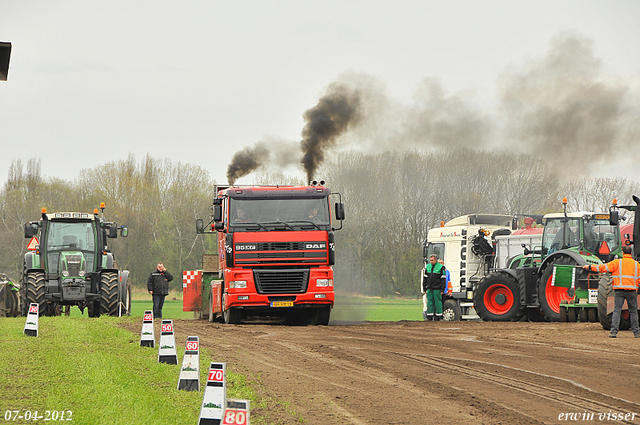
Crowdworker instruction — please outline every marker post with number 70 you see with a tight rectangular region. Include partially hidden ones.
[198,362,226,425]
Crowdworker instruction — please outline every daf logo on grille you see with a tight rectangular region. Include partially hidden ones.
[236,244,257,250]
[305,243,326,249]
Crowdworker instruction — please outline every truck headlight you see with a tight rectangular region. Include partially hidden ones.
[230,280,247,289]
[62,270,69,277]
[316,279,333,287]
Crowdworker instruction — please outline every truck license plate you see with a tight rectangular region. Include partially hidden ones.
[271,301,294,307]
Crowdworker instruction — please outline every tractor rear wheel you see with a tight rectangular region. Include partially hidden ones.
[99,272,119,316]
[25,271,49,316]
[474,272,525,321]
[538,257,576,322]
[597,274,631,330]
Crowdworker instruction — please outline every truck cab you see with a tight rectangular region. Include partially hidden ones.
[197,184,344,325]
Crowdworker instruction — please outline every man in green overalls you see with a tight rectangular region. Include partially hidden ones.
[422,255,447,321]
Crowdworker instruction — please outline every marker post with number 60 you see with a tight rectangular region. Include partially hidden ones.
[177,336,200,391]
[198,362,226,425]
[24,303,39,337]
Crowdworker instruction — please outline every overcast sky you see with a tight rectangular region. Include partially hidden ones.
[1,1,640,187]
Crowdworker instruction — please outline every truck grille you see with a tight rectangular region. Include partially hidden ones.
[257,242,306,250]
[253,269,309,294]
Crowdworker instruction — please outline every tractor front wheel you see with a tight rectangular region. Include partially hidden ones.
[99,272,119,316]
[474,272,525,321]
[25,271,49,316]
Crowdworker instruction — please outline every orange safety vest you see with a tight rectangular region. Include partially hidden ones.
[590,254,640,291]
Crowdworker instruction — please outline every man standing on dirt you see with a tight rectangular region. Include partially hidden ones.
[583,246,640,338]
[422,255,447,321]
[147,262,173,319]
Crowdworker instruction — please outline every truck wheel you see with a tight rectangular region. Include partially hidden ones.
[474,272,525,321]
[442,299,461,321]
[597,275,631,330]
[222,293,241,324]
[314,306,331,326]
[99,272,119,316]
[25,271,49,316]
[538,257,575,322]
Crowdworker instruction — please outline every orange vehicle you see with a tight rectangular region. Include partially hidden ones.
[195,183,345,325]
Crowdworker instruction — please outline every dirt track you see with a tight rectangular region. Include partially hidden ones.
[127,320,640,424]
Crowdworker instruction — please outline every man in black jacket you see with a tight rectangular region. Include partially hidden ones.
[147,262,173,319]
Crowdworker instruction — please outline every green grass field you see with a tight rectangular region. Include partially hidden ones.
[0,316,260,425]
[0,296,422,424]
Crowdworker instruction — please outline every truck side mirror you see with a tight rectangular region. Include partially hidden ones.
[24,222,38,238]
[196,219,204,234]
[610,210,619,226]
[120,225,128,237]
[334,203,345,221]
[213,205,222,222]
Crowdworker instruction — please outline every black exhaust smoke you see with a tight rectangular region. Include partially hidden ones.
[225,83,362,185]
[300,83,362,183]
[226,143,269,186]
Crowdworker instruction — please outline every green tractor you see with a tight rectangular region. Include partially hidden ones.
[21,205,131,317]
[475,197,636,323]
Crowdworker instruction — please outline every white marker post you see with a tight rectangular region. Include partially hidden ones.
[222,399,250,425]
[140,310,155,347]
[158,319,178,364]
[23,303,39,337]
[177,336,200,391]
[198,362,226,425]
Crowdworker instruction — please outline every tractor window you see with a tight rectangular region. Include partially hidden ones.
[543,218,579,254]
[583,218,619,254]
[425,243,445,263]
[45,221,97,274]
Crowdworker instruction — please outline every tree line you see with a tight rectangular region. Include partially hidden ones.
[1,151,637,298]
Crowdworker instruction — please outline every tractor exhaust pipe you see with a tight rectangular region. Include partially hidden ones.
[0,41,11,81]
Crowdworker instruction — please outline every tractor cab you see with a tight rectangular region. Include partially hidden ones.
[542,213,620,263]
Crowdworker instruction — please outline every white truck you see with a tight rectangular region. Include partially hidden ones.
[422,214,542,321]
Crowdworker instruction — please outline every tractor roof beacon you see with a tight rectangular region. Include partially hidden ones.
[21,205,131,317]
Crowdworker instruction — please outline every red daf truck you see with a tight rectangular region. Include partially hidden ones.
[195,183,345,325]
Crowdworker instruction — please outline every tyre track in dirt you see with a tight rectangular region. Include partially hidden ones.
[121,319,640,424]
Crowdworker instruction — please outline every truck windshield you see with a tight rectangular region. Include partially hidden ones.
[230,198,330,229]
[45,221,96,273]
[583,218,619,254]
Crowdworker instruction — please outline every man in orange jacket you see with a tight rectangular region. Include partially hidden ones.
[583,246,640,338]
